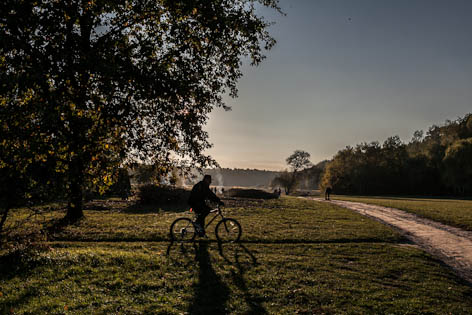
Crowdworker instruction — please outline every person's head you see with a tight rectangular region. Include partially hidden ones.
[203,175,212,185]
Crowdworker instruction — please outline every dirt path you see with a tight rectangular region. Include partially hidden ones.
[310,198,472,283]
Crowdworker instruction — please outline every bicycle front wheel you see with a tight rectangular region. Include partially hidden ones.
[170,218,196,242]
[215,218,242,243]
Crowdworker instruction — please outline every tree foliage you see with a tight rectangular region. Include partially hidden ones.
[296,160,328,190]
[0,0,281,220]
[286,150,312,172]
[321,113,472,196]
[443,138,472,195]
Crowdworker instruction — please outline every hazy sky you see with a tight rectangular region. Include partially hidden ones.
[205,0,472,171]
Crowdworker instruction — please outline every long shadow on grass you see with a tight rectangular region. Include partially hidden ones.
[188,240,230,314]
[218,242,267,314]
[123,202,189,214]
[239,237,404,245]
[0,287,39,314]
[57,236,402,244]
[167,240,266,314]
[0,248,46,282]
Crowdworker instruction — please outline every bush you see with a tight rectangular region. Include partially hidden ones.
[291,190,320,197]
[137,184,190,206]
[108,168,132,200]
[226,188,278,199]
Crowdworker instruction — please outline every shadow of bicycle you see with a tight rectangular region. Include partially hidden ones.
[217,242,266,314]
[166,240,266,314]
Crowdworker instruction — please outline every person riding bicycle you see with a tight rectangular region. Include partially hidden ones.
[188,175,224,236]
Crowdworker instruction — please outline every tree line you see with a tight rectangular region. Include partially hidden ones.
[321,113,472,196]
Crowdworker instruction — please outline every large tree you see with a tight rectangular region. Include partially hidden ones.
[1,0,281,220]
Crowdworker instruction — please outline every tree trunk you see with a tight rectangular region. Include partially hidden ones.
[66,181,84,221]
[0,207,10,233]
[65,158,85,221]
[63,9,94,223]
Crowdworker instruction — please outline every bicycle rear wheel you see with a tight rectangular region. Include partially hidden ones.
[215,218,242,243]
[170,218,196,242]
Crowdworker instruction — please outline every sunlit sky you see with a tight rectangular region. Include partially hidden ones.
[205,0,472,171]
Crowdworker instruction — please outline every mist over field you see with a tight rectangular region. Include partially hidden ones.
[201,168,280,188]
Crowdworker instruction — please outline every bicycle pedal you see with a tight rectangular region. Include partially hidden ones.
[197,232,208,238]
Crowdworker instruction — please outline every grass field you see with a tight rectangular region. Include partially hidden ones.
[1,197,472,314]
[334,195,472,232]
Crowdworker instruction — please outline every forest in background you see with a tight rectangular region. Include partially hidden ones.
[321,113,472,196]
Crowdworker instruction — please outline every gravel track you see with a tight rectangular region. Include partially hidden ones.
[310,198,472,283]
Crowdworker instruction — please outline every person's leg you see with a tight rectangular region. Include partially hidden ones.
[195,205,210,235]
[195,212,206,228]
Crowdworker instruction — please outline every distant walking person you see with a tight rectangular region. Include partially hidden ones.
[273,187,281,197]
[188,175,224,236]
[325,187,332,200]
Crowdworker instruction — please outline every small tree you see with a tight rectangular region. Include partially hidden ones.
[108,168,132,200]
[273,150,312,195]
[286,150,312,172]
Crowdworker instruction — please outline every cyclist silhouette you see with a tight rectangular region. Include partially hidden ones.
[188,175,224,236]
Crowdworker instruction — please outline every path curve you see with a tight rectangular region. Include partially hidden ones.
[310,198,472,283]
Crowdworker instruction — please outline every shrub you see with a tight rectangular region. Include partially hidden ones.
[137,184,190,206]
[226,188,278,199]
[108,168,132,200]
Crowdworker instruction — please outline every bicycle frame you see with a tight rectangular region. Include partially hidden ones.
[170,205,241,242]
[202,206,225,229]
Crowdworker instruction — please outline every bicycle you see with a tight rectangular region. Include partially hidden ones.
[169,205,242,243]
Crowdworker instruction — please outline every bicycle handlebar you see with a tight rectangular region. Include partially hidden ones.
[191,204,223,214]
[210,205,222,213]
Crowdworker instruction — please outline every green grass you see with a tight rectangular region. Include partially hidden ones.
[1,197,472,314]
[334,195,472,231]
